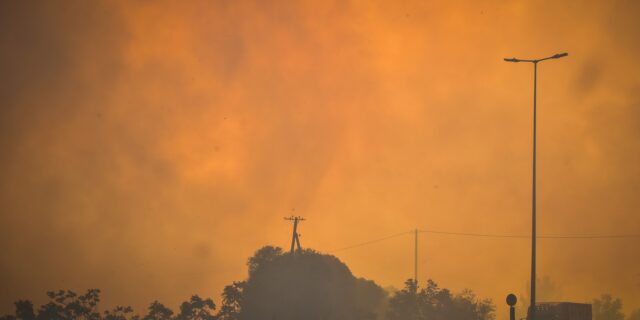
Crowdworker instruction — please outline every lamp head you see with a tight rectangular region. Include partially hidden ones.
[504,58,520,63]
[552,52,568,59]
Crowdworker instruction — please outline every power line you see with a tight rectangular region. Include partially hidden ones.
[330,231,413,252]
[420,229,525,238]
[537,234,640,239]
[329,229,640,253]
[419,229,640,239]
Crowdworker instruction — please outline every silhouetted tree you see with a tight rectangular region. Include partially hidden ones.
[0,289,227,320]
[36,289,101,320]
[448,289,494,320]
[217,281,245,320]
[103,306,137,320]
[355,278,388,320]
[176,295,216,320]
[386,279,426,320]
[247,246,282,276]
[14,300,35,320]
[386,279,494,320]
[236,247,386,320]
[142,301,173,320]
[593,294,624,320]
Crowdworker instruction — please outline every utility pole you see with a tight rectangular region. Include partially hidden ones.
[285,216,305,254]
[414,228,418,286]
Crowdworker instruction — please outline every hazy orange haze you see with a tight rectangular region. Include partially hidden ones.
[1,0,639,317]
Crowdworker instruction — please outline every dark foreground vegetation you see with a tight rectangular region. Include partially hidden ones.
[1,246,635,320]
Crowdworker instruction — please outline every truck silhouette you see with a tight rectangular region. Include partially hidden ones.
[528,302,592,320]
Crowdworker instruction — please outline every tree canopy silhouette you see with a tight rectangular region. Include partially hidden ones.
[593,294,624,320]
[0,245,512,320]
[0,289,216,320]
[386,279,495,320]
[231,246,387,320]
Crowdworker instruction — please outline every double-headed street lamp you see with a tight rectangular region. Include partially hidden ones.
[504,52,568,320]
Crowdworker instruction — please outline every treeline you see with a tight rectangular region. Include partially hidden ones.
[0,290,213,320]
[592,294,640,320]
[1,246,496,320]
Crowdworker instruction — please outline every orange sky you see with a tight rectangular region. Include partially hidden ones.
[1,0,639,318]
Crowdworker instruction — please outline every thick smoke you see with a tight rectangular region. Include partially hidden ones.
[1,0,639,317]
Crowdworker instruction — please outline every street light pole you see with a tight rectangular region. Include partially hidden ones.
[504,52,568,320]
[531,60,537,320]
